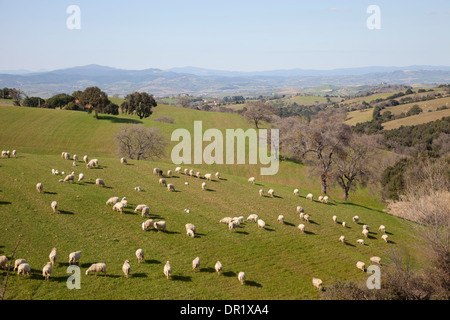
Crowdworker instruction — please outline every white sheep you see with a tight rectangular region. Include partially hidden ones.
[112,202,124,213]
[134,186,141,192]
[323,196,329,203]
[0,256,8,270]
[204,173,212,181]
[83,155,89,163]
[306,193,313,201]
[339,235,345,243]
[370,256,382,265]
[248,177,255,184]
[189,169,194,176]
[69,251,82,265]
[363,225,370,231]
[312,277,323,290]
[268,189,274,197]
[196,171,201,178]
[95,178,105,187]
[278,215,284,223]
[136,249,144,263]
[42,262,52,280]
[142,219,154,231]
[141,206,150,217]
[201,182,207,190]
[86,263,106,276]
[164,261,172,279]
[342,221,346,228]
[332,215,338,223]
[192,257,200,272]
[86,159,98,169]
[238,271,246,285]
[257,219,266,229]
[215,261,223,275]
[167,170,173,177]
[220,217,233,224]
[362,229,369,238]
[106,197,120,205]
[379,225,386,233]
[51,201,58,213]
[228,220,238,231]
[12,150,17,157]
[298,223,305,233]
[353,216,359,223]
[247,214,259,222]
[134,204,148,213]
[49,248,57,266]
[73,154,79,162]
[154,221,167,231]
[356,261,365,272]
[122,260,131,278]
[259,189,264,197]
[14,259,27,271]
[187,229,195,238]
[17,263,31,277]
[120,157,127,164]
[153,168,163,176]
[185,223,196,233]
[215,172,220,180]
[293,188,299,196]
[184,208,190,213]
[78,173,84,182]
[175,167,182,174]
[64,152,70,160]
[159,178,167,187]
[303,214,310,223]
[356,239,364,245]
[184,168,189,175]
[64,173,74,183]
[36,182,43,193]
[318,195,324,202]
[299,212,305,220]
[1,150,8,158]
[381,234,389,243]
[296,206,304,213]
[167,184,175,192]
[120,197,128,208]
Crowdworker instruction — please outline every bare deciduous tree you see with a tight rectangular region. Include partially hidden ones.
[115,125,168,160]
[243,101,276,129]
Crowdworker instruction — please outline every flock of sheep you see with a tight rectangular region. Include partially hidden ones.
[0,149,393,293]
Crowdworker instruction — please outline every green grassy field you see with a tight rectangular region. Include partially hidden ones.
[382,108,450,130]
[0,105,421,300]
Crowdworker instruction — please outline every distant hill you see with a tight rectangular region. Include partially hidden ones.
[0,64,449,98]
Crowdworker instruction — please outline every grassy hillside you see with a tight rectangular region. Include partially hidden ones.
[382,108,450,130]
[0,104,422,300]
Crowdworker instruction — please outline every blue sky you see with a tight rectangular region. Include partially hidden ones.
[0,0,449,71]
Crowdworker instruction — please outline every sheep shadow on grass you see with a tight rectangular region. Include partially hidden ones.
[131,273,148,278]
[303,230,316,235]
[284,222,296,227]
[235,230,249,235]
[223,271,237,277]
[263,227,276,232]
[58,210,75,215]
[171,275,192,282]
[344,242,356,247]
[206,189,216,192]
[200,267,216,273]
[44,191,57,195]
[273,195,283,199]
[145,259,161,265]
[245,280,263,288]
[308,220,320,225]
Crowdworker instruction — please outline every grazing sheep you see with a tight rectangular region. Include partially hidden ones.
[312,277,323,290]
[228,221,238,231]
[64,153,71,160]
[86,159,98,168]
[86,263,106,276]
[248,177,255,184]
[259,189,264,197]
[363,225,370,231]
[42,262,52,280]
[17,263,31,277]
[136,249,144,263]
[204,173,212,181]
[298,223,305,233]
[184,168,189,175]
[73,154,79,162]
[306,193,313,201]
[215,261,223,275]
[14,259,27,271]
[381,234,389,243]
[120,197,128,208]
[64,173,75,183]
[12,150,17,157]
[51,201,58,213]
[120,157,127,165]
[342,222,346,228]
[164,261,172,279]
[154,221,167,231]
[379,225,386,233]
[299,212,305,220]
[247,214,258,222]
[167,184,175,192]
[78,173,84,182]
[36,182,43,193]
[175,167,182,174]
[159,178,167,187]
[356,261,365,272]
[356,239,364,245]
[293,188,299,196]
[278,215,284,223]
[318,195,324,202]
[185,223,196,233]
[257,219,266,229]
[184,208,190,213]
[238,271,246,285]
[201,182,207,190]
[333,215,338,223]
[268,189,274,197]
[189,169,194,176]
[187,229,195,238]
[83,155,89,163]
[215,172,220,180]
[353,216,359,223]
[96,178,105,187]
[122,260,131,278]
[142,219,154,231]
[192,257,200,272]
[106,197,120,205]
[0,256,9,270]
[339,235,345,243]
[1,150,7,158]
[49,248,57,266]
[134,204,148,213]
[153,168,163,176]
[370,256,382,265]
[196,172,201,178]
[323,196,329,203]
[303,214,310,223]
[141,206,150,217]
[134,186,141,192]
[362,229,369,238]
[296,206,304,213]
[220,217,233,224]
[167,170,173,177]
[69,251,82,265]
[112,202,124,213]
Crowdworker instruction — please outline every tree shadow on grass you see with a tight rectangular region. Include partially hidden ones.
[245,280,262,288]
[340,202,384,214]
[58,210,75,215]
[98,115,143,124]
[172,275,192,282]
